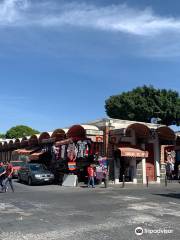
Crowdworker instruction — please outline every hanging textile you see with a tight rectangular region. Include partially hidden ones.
[68,162,77,171]
[61,145,67,159]
[67,143,78,161]
[77,140,86,158]
[77,140,91,158]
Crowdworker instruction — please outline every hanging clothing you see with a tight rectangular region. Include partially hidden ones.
[61,145,66,159]
[77,140,91,158]
[77,141,86,158]
[67,143,78,162]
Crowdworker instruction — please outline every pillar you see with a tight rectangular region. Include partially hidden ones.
[153,137,161,183]
[114,157,120,184]
[142,158,147,184]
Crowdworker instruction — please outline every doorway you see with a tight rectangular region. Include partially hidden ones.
[145,143,155,181]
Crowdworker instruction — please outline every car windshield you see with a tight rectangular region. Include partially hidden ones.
[29,164,47,172]
[11,161,25,167]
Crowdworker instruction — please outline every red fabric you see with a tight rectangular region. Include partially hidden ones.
[87,166,95,177]
[6,164,13,177]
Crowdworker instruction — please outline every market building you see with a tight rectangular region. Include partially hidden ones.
[85,118,176,184]
[0,118,177,184]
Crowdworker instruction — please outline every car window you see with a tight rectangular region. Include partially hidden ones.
[11,162,25,167]
[29,164,46,172]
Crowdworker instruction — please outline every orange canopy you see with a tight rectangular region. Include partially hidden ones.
[13,148,38,155]
[118,147,148,158]
[29,151,44,160]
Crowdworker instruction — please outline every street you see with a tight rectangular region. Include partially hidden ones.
[0,181,180,240]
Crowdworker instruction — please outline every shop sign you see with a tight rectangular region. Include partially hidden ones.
[87,135,103,142]
[86,129,103,136]
[41,138,56,144]
[109,128,126,136]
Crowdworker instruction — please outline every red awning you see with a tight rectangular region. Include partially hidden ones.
[118,147,148,158]
[12,148,38,155]
[55,138,73,146]
[29,151,44,160]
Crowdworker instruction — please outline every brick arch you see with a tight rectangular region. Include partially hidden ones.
[126,123,150,138]
[3,141,9,150]
[157,126,175,141]
[29,135,39,146]
[51,129,66,141]
[67,125,86,139]
[8,140,14,149]
[14,139,21,149]
[21,137,29,147]
[38,132,51,144]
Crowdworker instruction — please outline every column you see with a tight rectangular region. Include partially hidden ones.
[130,158,137,183]
[141,144,147,184]
[114,157,120,184]
[142,158,147,184]
[153,137,161,183]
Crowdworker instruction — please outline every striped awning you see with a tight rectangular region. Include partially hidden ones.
[118,147,148,158]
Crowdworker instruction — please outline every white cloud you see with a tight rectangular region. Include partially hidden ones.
[0,0,28,24]
[0,0,180,37]
[1,0,180,58]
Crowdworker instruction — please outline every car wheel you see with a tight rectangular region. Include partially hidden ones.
[18,174,22,183]
[28,177,32,186]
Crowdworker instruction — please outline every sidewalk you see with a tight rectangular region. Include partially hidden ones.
[78,181,180,190]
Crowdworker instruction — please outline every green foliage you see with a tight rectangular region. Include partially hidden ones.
[105,85,180,126]
[5,125,39,139]
[0,133,6,139]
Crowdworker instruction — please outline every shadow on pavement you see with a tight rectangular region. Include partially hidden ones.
[154,193,180,199]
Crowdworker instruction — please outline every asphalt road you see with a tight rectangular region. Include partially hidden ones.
[0,181,180,240]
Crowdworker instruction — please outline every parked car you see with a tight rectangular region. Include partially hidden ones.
[18,163,54,185]
[11,161,26,178]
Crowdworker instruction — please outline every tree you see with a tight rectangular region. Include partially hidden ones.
[0,133,5,139]
[5,125,39,139]
[105,85,180,126]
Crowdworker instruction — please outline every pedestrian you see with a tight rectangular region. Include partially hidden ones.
[0,162,6,191]
[87,164,96,188]
[2,163,14,192]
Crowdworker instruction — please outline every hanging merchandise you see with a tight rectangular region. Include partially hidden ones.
[77,140,86,158]
[68,161,77,171]
[96,166,104,181]
[85,144,89,157]
[98,156,109,170]
[89,142,94,155]
[67,143,78,162]
[52,145,58,154]
[77,140,92,158]
[61,145,67,159]
[52,145,60,160]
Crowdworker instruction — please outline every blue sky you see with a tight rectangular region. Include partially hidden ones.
[0,0,180,133]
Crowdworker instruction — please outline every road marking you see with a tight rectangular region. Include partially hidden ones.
[0,202,32,217]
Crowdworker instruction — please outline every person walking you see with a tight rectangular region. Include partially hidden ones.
[0,162,6,191]
[87,164,96,188]
[2,163,14,192]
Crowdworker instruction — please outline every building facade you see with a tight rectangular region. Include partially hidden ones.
[0,118,177,184]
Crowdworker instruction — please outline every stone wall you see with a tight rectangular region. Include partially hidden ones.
[136,160,143,183]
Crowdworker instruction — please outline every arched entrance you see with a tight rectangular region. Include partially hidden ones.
[127,123,154,181]
[29,135,39,147]
[51,129,66,141]
[67,125,86,139]
[38,132,51,144]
